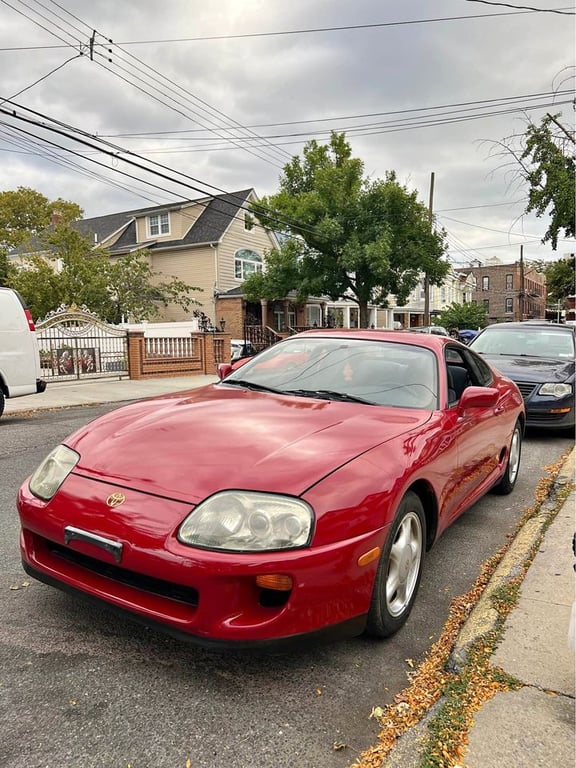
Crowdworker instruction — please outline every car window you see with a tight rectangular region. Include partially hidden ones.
[223,337,439,409]
[471,327,575,360]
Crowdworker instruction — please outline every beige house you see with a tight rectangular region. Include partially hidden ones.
[25,189,278,330]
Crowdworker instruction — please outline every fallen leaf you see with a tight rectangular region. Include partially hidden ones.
[315,688,322,696]
[185,759,192,768]
[405,658,414,668]
[369,706,384,719]
[333,742,347,751]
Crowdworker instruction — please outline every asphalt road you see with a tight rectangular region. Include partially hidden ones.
[0,404,572,768]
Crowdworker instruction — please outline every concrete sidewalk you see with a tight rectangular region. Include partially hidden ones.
[3,374,219,415]
[464,484,575,767]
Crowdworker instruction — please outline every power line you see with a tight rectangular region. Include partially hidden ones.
[464,0,573,14]
[0,101,328,241]
[0,52,82,107]
[1,0,290,169]
[102,89,574,138]
[1,5,573,51]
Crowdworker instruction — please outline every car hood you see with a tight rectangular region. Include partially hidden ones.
[480,354,574,383]
[67,384,432,503]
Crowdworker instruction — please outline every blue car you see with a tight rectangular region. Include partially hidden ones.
[469,322,575,431]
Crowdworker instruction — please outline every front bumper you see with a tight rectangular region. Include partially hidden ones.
[18,479,386,646]
[525,399,575,430]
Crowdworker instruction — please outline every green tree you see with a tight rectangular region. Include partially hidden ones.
[492,113,575,250]
[0,186,83,250]
[7,225,113,320]
[9,228,202,323]
[6,254,62,321]
[541,254,576,307]
[0,186,83,287]
[438,302,489,331]
[247,132,448,327]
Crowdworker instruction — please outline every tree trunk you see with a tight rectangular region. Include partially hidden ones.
[359,302,370,328]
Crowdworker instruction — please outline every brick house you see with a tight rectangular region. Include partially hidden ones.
[467,261,547,323]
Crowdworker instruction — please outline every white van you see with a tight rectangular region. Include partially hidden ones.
[0,287,46,417]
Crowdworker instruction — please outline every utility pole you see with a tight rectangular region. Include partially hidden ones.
[518,244,525,321]
[424,171,435,326]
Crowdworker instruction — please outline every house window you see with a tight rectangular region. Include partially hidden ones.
[307,305,322,327]
[244,213,254,231]
[148,213,169,237]
[482,276,490,291]
[273,307,295,331]
[505,297,513,313]
[235,249,263,280]
[505,274,513,290]
[483,299,490,311]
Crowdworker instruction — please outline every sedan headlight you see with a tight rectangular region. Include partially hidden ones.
[29,444,80,501]
[538,383,573,398]
[178,491,314,552]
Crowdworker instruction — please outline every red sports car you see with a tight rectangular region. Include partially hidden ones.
[17,330,525,647]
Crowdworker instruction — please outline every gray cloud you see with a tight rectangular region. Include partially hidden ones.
[0,0,573,266]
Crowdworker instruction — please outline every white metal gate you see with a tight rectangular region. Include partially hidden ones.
[36,305,128,382]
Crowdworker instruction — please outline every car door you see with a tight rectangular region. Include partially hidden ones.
[443,346,505,521]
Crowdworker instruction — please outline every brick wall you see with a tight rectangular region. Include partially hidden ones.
[127,331,231,379]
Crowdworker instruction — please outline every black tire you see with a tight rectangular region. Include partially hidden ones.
[0,389,4,419]
[365,491,426,638]
[492,419,522,495]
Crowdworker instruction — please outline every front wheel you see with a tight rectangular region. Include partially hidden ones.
[0,389,4,419]
[365,491,426,638]
[493,420,522,495]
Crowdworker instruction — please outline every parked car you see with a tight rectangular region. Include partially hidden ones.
[0,287,46,417]
[408,325,449,336]
[18,330,524,647]
[468,321,575,431]
[230,339,256,362]
[458,329,480,344]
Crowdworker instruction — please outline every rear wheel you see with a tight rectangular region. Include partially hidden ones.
[0,390,4,418]
[493,420,522,495]
[365,491,426,638]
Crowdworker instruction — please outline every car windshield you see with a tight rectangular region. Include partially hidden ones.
[471,328,575,360]
[222,337,439,409]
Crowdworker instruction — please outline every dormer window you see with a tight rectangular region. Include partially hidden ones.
[235,249,262,279]
[148,212,170,237]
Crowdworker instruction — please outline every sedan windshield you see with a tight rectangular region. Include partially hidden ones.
[222,337,439,409]
[471,328,575,360]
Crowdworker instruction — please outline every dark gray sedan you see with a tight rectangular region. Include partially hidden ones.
[469,321,575,431]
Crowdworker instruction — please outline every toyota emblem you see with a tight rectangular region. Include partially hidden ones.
[106,492,126,508]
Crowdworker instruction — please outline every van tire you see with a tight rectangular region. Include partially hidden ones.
[0,390,4,418]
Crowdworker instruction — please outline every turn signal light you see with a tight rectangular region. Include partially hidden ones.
[256,574,293,591]
[357,547,381,567]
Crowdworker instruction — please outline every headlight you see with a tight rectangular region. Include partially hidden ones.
[178,491,314,552]
[29,444,79,501]
[538,383,573,398]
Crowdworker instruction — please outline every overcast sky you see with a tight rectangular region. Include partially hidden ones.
[0,0,574,270]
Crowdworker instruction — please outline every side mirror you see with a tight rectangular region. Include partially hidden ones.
[218,363,233,380]
[458,386,499,409]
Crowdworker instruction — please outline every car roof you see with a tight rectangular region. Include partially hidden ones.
[292,328,450,350]
[478,322,574,332]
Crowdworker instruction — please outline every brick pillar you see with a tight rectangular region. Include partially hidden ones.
[127,330,144,380]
